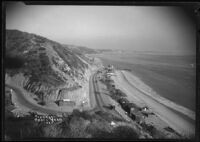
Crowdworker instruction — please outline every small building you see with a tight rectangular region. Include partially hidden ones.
[130,110,145,124]
[123,103,140,114]
[135,113,145,124]
[107,65,114,72]
[106,72,114,76]
[129,107,146,124]
[141,106,148,111]
[57,99,76,106]
[140,106,154,116]
[107,104,115,110]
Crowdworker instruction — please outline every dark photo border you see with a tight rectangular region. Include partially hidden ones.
[1,1,199,141]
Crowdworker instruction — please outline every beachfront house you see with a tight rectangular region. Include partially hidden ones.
[135,113,146,124]
[123,103,140,114]
[107,65,114,72]
[141,106,148,111]
[140,106,154,116]
[130,108,145,124]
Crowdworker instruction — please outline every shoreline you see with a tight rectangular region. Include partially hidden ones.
[94,53,195,111]
[111,70,195,137]
[121,70,195,120]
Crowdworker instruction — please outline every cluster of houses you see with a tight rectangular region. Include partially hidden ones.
[117,96,153,124]
[33,114,63,124]
[98,65,115,83]
[96,65,153,124]
[100,65,153,124]
[105,65,115,77]
[106,65,114,72]
[110,87,153,124]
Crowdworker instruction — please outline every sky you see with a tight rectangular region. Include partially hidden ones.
[6,2,196,54]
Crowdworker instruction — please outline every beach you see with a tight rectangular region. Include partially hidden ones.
[111,70,195,137]
[90,52,196,137]
[93,52,196,111]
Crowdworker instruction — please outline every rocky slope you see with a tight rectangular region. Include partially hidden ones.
[5,29,99,105]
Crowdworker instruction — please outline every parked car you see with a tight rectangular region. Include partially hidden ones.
[108,104,115,110]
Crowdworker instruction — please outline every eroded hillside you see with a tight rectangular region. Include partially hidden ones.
[5,29,100,107]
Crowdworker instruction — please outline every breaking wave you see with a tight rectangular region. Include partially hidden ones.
[121,70,195,120]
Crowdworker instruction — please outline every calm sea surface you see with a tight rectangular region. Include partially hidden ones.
[93,52,196,111]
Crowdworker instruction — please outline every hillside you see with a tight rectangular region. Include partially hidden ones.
[5,29,98,106]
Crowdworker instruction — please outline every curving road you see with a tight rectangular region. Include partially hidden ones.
[6,69,129,121]
[6,84,68,115]
[6,70,105,116]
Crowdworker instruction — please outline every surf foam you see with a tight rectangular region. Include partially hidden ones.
[121,70,195,120]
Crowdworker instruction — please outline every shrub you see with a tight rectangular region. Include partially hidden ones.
[111,126,139,139]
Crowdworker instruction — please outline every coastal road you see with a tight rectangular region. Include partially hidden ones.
[6,70,107,117]
[6,69,129,121]
[5,84,69,115]
[89,71,106,111]
[89,70,131,121]
[115,70,195,137]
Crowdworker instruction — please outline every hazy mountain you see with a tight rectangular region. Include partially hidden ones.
[66,45,99,55]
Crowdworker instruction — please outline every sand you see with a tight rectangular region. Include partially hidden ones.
[121,70,195,120]
[112,70,195,137]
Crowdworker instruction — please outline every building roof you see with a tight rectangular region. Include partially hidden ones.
[63,99,70,102]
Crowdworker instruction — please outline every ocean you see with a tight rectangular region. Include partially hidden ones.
[92,51,196,112]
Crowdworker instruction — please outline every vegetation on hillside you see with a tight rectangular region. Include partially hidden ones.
[5,29,93,101]
[5,109,140,140]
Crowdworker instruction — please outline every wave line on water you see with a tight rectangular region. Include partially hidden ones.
[121,70,195,120]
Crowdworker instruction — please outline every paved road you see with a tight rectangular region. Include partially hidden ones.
[5,70,131,122]
[6,70,105,116]
[6,84,67,115]
[89,71,105,111]
[89,71,131,121]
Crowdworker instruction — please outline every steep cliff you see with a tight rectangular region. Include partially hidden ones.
[5,29,99,104]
